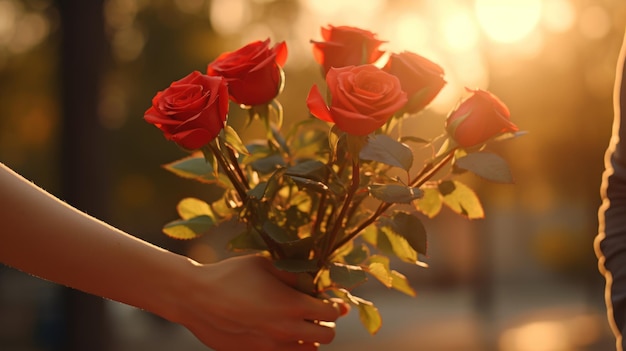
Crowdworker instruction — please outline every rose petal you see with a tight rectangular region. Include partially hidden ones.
[306,85,334,123]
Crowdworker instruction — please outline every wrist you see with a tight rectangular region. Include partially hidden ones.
[141,252,206,325]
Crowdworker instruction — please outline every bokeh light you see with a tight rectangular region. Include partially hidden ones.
[1,0,626,350]
[475,0,542,43]
[439,5,480,53]
[579,5,612,40]
[541,0,576,33]
[209,0,250,36]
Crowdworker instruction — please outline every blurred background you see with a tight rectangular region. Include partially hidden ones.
[0,0,625,350]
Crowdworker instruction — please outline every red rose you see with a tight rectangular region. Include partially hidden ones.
[144,71,229,150]
[445,88,518,148]
[306,65,407,136]
[311,25,385,76]
[383,51,446,114]
[207,39,287,106]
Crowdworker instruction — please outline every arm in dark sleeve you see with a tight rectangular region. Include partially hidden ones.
[596,28,626,351]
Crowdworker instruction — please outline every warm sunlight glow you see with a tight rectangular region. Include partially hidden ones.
[299,0,385,28]
[579,5,611,39]
[499,314,605,351]
[499,321,569,351]
[440,8,479,52]
[384,13,428,53]
[301,0,385,19]
[174,0,206,15]
[475,0,542,43]
[209,0,250,36]
[542,0,576,33]
[0,0,18,46]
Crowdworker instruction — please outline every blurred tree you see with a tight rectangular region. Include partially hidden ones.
[57,0,111,350]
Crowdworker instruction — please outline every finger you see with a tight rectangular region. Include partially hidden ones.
[191,328,276,351]
[291,318,337,345]
[256,255,318,294]
[298,297,343,322]
[261,257,301,287]
[273,341,320,351]
[328,297,351,316]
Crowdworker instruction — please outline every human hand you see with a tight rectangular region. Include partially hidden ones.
[171,255,349,351]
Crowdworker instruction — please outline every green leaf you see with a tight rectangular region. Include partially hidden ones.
[400,135,430,144]
[162,215,214,240]
[357,300,382,335]
[332,289,382,335]
[414,186,443,218]
[379,225,418,264]
[222,125,249,155]
[360,225,378,247]
[387,211,428,255]
[435,136,458,157]
[273,259,319,273]
[367,255,392,287]
[247,182,267,200]
[455,152,514,183]
[210,197,236,218]
[280,236,315,260]
[286,160,332,193]
[288,176,329,193]
[493,130,528,142]
[243,143,273,162]
[249,154,285,175]
[270,125,290,154]
[283,205,312,231]
[360,134,413,171]
[163,153,215,181]
[177,197,215,220]
[263,168,287,201]
[262,220,298,243]
[368,184,424,204]
[343,243,370,265]
[329,262,368,290]
[227,229,267,251]
[439,180,485,219]
[368,263,391,287]
[377,229,395,256]
[286,160,328,181]
[390,270,416,297]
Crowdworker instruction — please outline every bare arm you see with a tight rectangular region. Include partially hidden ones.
[0,162,345,351]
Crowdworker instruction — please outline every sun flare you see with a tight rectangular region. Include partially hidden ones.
[475,0,542,43]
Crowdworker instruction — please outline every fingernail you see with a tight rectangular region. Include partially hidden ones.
[333,301,350,316]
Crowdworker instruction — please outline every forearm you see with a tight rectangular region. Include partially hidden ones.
[0,162,193,323]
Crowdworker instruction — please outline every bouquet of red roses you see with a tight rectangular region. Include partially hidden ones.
[144,25,521,334]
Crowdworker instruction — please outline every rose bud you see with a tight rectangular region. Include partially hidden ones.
[311,25,385,76]
[445,88,518,148]
[383,51,446,114]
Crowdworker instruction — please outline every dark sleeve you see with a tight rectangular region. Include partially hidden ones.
[596,29,626,351]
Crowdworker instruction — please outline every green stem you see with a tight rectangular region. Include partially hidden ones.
[225,146,250,190]
[312,193,327,240]
[408,150,456,188]
[321,159,360,263]
[331,150,456,252]
[206,141,248,202]
[311,158,334,245]
[254,224,285,260]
